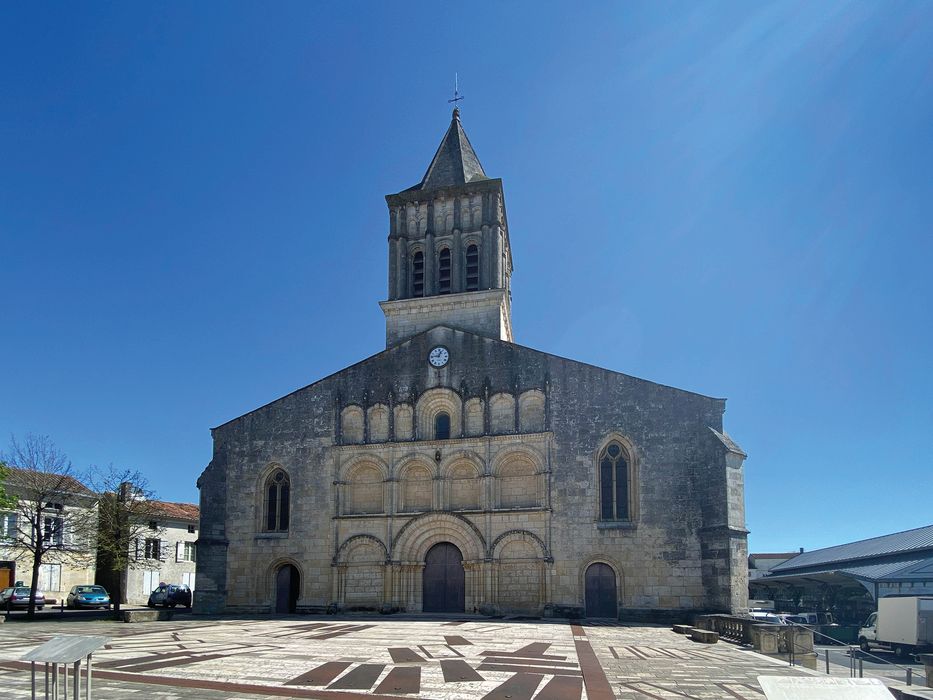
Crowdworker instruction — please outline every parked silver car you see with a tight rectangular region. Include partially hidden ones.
[0,586,45,610]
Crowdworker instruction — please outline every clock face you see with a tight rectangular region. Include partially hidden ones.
[428,346,450,367]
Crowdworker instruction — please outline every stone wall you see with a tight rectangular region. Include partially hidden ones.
[196,325,747,618]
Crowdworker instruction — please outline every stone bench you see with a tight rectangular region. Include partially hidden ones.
[672,624,692,634]
[689,628,719,644]
[123,609,174,623]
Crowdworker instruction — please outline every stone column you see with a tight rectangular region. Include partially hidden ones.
[425,232,436,296]
[492,225,503,288]
[452,228,462,293]
[481,224,491,290]
[398,238,409,299]
[388,237,398,301]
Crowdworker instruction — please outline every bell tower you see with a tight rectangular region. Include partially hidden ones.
[380,108,513,348]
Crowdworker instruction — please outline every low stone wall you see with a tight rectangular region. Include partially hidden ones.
[123,609,174,623]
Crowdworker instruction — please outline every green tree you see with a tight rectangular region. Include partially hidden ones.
[0,459,17,509]
[87,466,164,614]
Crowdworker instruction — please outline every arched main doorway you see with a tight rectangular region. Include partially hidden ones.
[274,564,300,613]
[422,542,465,613]
[585,562,617,618]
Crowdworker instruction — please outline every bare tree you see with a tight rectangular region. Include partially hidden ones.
[86,465,165,613]
[2,434,98,617]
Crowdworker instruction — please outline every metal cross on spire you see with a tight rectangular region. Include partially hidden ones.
[448,73,464,112]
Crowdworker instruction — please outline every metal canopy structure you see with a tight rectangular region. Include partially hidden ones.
[22,634,110,700]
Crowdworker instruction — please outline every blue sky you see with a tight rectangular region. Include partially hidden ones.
[2,2,931,554]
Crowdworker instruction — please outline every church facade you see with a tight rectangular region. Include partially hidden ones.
[195,109,749,619]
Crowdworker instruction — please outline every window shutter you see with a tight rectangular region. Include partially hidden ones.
[158,540,168,562]
[134,537,140,560]
[176,541,181,562]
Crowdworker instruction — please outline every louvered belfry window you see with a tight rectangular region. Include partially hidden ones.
[412,251,425,297]
[265,469,290,532]
[438,248,451,294]
[466,245,479,291]
[599,442,629,520]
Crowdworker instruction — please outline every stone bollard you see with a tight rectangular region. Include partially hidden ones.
[918,654,933,689]
[752,624,783,654]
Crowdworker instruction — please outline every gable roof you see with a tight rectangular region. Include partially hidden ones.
[4,466,95,497]
[770,524,933,573]
[147,500,199,522]
[213,324,725,430]
[411,108,487,191]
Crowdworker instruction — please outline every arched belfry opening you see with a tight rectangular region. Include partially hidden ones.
[422,542,465,613]
[274,564,300,614]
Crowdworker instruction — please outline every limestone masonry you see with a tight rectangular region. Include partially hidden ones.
[195,108,749,619]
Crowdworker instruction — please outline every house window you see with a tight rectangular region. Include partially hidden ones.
[0,513,16,540]
[144,538,161,560]
[142,569,160,595]
[599,442,630,520]
[38,563,61,592]
[43,516,63,546]
[412,251,425,297]
[438,248,451,294]
[466,244,479,291]
[435,412,451,440]
[184,542,196,562]
[187,524,196,534]
[149,520,158,530]
[265,469,290,532]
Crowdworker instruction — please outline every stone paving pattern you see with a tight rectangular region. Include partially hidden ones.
[0,616,815,699]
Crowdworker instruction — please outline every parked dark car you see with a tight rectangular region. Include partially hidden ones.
[66,585,111,609]
[0,586,45,610]
[147,583,192,609]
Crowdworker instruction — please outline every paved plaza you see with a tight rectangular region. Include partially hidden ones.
[0,615,816,699]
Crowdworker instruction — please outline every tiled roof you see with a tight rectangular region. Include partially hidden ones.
[770,524,933,573]
[411,108,487,191]
[4,466,95,496]
[146,500,199,522]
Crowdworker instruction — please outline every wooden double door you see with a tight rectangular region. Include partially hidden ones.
[585,562,617,618]
[422,542,465,613]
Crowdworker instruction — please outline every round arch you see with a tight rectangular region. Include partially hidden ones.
[335,534,389,565]
[490,529,551,561]
[339,454,390,482]
[439,449,485,478]
[391,512,485,563]
[415,388,462,440]
[491,445,544,475]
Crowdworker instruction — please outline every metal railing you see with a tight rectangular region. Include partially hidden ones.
[696,615,921,687]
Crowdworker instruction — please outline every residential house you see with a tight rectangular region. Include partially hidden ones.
[123,500,199,604]
[0,467,98,602]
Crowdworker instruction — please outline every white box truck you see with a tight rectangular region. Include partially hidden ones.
[858,596,933,658]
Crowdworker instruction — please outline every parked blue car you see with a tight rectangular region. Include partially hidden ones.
[66,585,111,609]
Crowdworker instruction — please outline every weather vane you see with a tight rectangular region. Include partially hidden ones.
[448,72,464,110]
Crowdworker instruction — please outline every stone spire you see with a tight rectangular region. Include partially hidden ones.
[415,107,487,191]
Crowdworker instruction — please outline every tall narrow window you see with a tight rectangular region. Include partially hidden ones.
[598,442,629,520]
[435,412,451,440]
[265,469,291,532]
[466,244,479,291]
[438,248,451,294]
[412,252,425,297]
